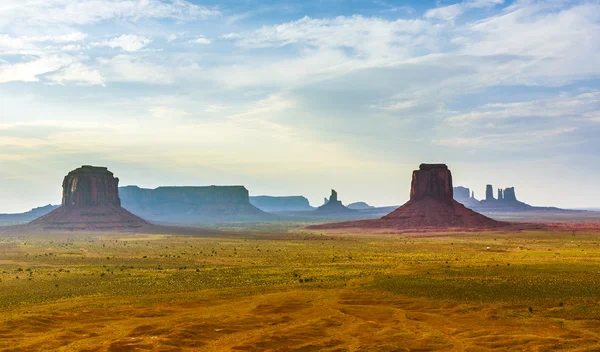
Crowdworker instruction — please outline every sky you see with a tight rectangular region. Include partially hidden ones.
[1,0,600,213]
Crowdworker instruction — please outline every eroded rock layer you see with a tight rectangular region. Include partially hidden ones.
[32,166,146,231]
[308,164,503,231]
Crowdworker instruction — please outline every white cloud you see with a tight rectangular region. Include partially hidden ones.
[0,0,219,29]
[370,100,418,111]
[424,4,464,21]
[97,55,176,84]
[0,55,74,83]
[224,15,430,55]
[93,34,152,52]
[424,0,504,21]
[188,36,211,45]
[48,62,105,86]
[149,106,189,120]
[433,127,577,148]
[0,32,87,54]
[204,105,229,113]
[447,91,600,122]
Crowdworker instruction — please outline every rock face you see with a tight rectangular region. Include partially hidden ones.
[410,164,453,202]
[32,166,146,231]
[486,185,494,201]
[120,185,271,224]
[61,166,121,207]
[453,186,471,203]
[308,164,503,230]
[347,202,375,210]
[250,196,314,212]
[498,188,504,201]
[315,190,355,214]
[503,187,517,202]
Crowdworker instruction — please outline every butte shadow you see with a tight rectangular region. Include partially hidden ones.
[306,164,519,232]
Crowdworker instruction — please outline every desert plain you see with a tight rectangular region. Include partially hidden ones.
[1,223,600,352]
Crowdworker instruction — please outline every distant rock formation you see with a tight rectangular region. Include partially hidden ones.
[486,185,494,201]
[309,164,502,230]
[120,185,271,224]
[347,202,375,210]
[452,183,574,213]
[454,186,470,202]
[315,190,356,214]
[504,187,517,202]
[250,196,314,212]
[0,204,59,225]
[32,166,146,231]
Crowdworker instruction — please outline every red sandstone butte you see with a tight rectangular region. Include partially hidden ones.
[32,166,146,231]
[308,164,504,231]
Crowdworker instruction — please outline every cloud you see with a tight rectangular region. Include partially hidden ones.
[0,32,87,54]
[0,0,220,29]
[424,4,464,21]
[148,106,189,120]
[93,34,152,52]
[0,55,74,83]
[223,15,431,55]
[188,36,211,45]
[96,55,176,84]
[433,127,577,148]
[424,0,504,21]
[447,91,600,122]
[48,62,105,86]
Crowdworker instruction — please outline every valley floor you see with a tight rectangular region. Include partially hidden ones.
[1,227,599,351]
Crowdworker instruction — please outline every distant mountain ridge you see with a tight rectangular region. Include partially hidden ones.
[119,185,271,224]
[0,204,59,225]
[250,196,314,212]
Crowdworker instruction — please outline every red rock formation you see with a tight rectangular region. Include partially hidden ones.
[410,164,453,202]
[62,166,121,207]
[32,166,146,231]
[308,164,504,231]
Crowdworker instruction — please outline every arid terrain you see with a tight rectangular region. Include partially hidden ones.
[1,224,600,351]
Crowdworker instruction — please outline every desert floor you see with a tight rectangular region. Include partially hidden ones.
[1,225,599,351]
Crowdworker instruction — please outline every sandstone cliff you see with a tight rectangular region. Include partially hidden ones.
[250,196,314,212]
[32,166,146,231]
[120,185,271,224]
[309,164,502,230]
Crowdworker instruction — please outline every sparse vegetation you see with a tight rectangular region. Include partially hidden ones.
[0,228,599,350]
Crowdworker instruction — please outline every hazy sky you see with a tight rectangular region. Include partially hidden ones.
[1,0,600,213]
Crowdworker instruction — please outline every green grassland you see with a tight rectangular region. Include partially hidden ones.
[1,227,599,351]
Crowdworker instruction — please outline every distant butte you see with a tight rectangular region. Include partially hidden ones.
[314,190,356,214]
[31,166,146,231]
[307,164,505,231]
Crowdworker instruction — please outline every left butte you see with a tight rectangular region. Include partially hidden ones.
[32,166,146,231]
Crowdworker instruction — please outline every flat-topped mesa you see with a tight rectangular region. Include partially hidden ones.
[62,165,121,207]
[410,163,453,202]
[504,187,517,202]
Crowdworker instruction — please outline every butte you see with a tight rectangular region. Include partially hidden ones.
[307,164,505,231]
[31,166,147,231]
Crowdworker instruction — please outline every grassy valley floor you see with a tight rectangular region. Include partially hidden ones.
[1,227,599,351]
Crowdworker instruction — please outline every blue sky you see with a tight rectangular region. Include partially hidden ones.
[1,0,600,212]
